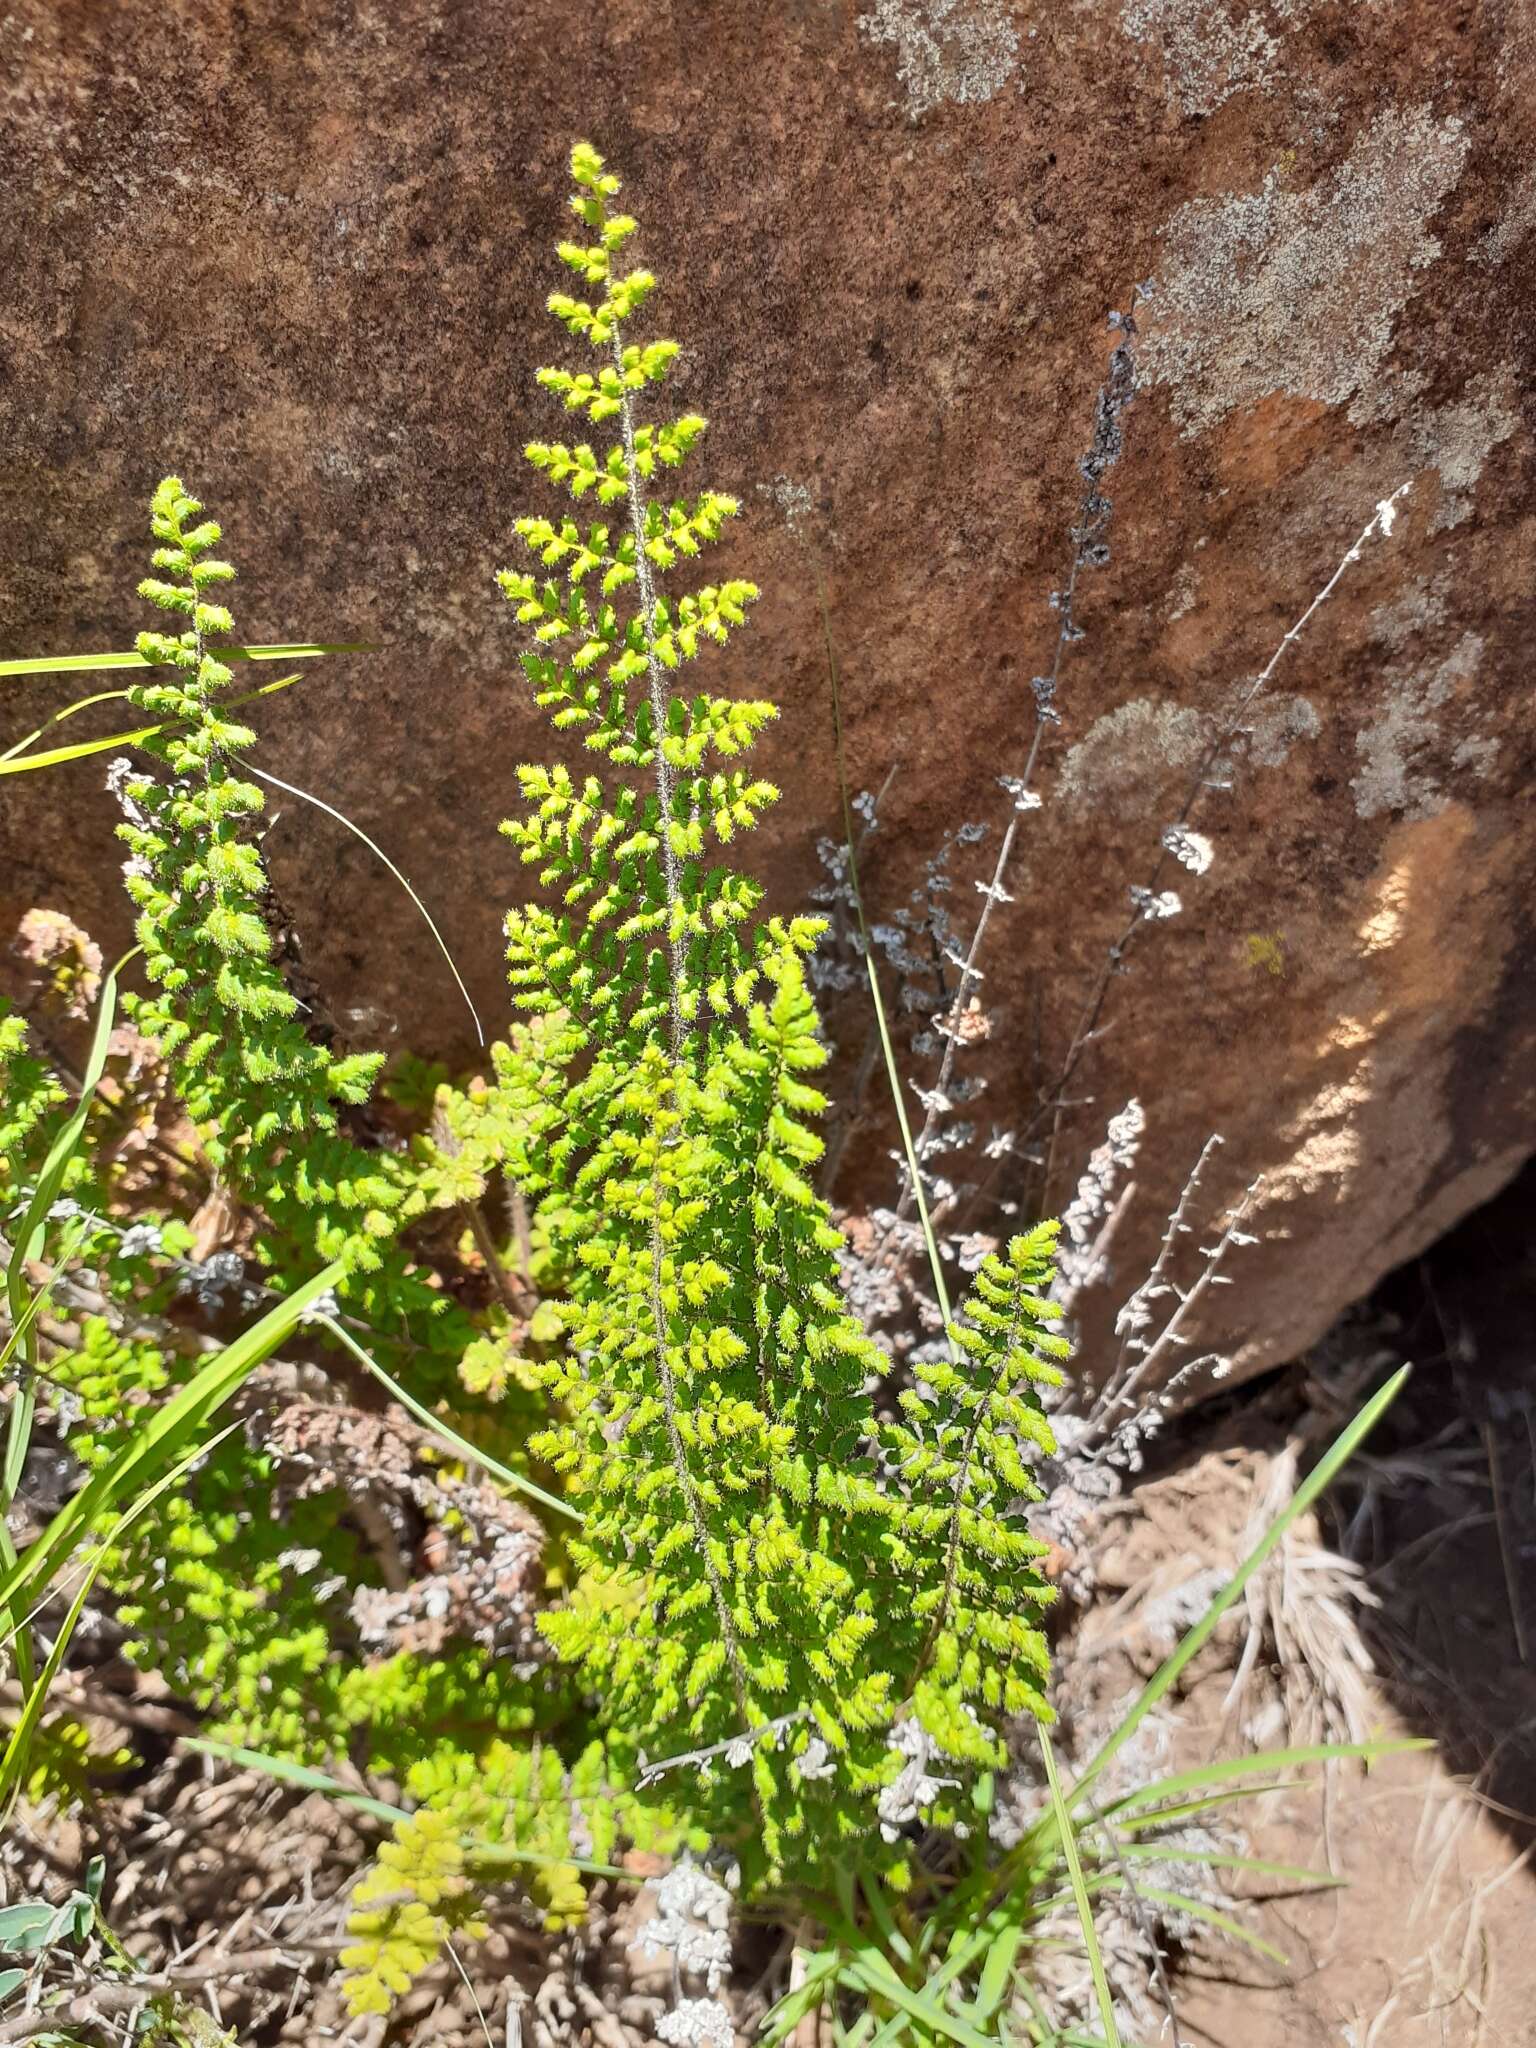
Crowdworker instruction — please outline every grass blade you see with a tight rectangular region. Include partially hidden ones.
[0,1426,237,1811]
[1101,1738,1427,1820]
[849,1946,1002,2048]
[1064,1364,1412,1816]
[1040,1725,1120,2048]
[246,762,484,1048]
[1113,1885,1287,1967]
[1115,1844,1341,1888]
[0,642,368,679]
[820,580,952,1330]
[318,1317,580,1524]
[187,1740,625,1876]
[183,1739,409,1825]
[0,670,307,776]
[0,1257,346,1621]
[2,954,131,1690]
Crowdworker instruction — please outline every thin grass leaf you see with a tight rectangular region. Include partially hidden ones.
[762,1951,845,2048]
[0,642,368,679]
[1111,1885,1288,1967]
[0,669,307,775]
[1110,1781,1313,1835]
[0,1427,237,1813]
[318,1317,580,1524]
[1115,1844,1341,1889]
[1,685,136,763]
[849,1946,1002,2048]
[0,1257,345,1623]
[1063,1365,1412,1817]
[2,955,130,1691]
[965,1925,1025,2023]
[183,1740,409,1825]
[184,1739,626,1878]
[861,1870,915,1968]
[1040,1726,1120,2048]
[820,579,952,1328]
[866,1903,1022,2048]
[1103,1738,1428,1819]
[246,763,484,1047]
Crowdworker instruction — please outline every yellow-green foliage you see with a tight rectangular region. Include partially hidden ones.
[340,1810,487,2017]
[115,479,464,1342]
[458,142,1065,1886]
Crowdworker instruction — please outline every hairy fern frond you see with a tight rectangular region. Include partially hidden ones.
[475,144,1065,1883]
[112,479,468,1346]
[340,1809,488,2017]
[892,1224,1068,1756]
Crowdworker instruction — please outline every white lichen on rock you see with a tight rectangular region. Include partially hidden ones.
[858,0,1020,119]
[1397,368,1521,530]
[1470,165,1536,267]
[1143,106,1470,437]
[757,474,815,541]
[1352,631,1495,819]
[1121,0,1283,115]
[1057,693,1318,814]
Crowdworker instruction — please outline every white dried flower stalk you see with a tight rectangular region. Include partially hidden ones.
[656,1998,734,2048]
[1159,823,1213,875]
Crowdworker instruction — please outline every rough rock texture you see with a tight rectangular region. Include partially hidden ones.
[2,0,1532,1389]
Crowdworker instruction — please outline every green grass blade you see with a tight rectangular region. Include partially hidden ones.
[1064,1365,1412,1817]
[861,1870,915,1968]
[2,956,130,1690]
[1115,1844,1341,1888]
[246,763,484,1048]
[1113,1885,1288,1967]
[0,1426,237,1811]
[318,1317,580,1524]
[965,1925,1025,2023]
[1110,1782,1312,1835]
[5,948,129,1332]
[0,1257,346,1621]
[183,1740,409,1825]
[0,642,369,679]
[762,1951,844,2048]
[820,581,953,1330]
[1,685,134,763]
[849,1947,1002,2048]
[1103,1738,1428,1819]
[1040,1726,1120,2048]
[0,671,307,776]
[186,1741,625,1877]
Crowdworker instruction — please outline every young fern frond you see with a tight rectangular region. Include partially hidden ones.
[113,480,467,1342]
[894,1224,1068,1755]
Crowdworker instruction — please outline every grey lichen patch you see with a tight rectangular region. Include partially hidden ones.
[757,475,816,542]
[1368,577,1449,653]
[1470,166,1536,266]
[1246,694,1321,768]
[1352,631,1495,819]
[1166,561,1201,620]
[858,0,1020,119]
[1121,0,1284,116]
[1399,368,1521,530]
[1057,691,1318,814]
[1144,106,1469,438]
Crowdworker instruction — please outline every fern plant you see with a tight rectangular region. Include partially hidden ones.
[461,141,1068,1885]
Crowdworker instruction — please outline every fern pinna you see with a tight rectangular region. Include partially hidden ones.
[481,142,1068,1882]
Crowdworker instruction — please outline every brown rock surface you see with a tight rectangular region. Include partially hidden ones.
[2,0,1532,1388]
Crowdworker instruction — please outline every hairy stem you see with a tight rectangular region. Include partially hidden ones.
[613,331,688,1060]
